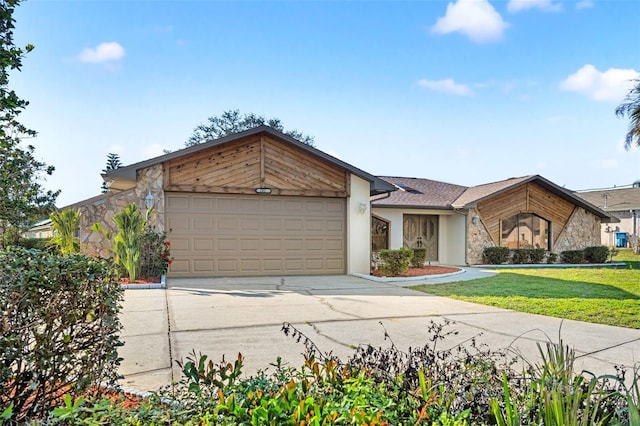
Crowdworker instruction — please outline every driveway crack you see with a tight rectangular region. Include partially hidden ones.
[307,322,355,350]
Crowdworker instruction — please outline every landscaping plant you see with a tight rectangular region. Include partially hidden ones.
[584,245,610,264]
[43,320,639,425]
[0,247,123,423]
[560,249,585,264]
[139,228,172,280]
[482,247,510,264]
[411,248,427,267]
[49,208,80,255]
[113,203,147,283]
[378,247,413,276]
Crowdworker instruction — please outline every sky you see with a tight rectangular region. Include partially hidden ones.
[12,0,640,207]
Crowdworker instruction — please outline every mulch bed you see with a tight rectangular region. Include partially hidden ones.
[371,265,461,278]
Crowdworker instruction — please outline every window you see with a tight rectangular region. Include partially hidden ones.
[501,213,550,250]
[371,216,389,251]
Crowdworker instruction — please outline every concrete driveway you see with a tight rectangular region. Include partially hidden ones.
[118,274,640,392]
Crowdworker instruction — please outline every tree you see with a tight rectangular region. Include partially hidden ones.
[616,78,640,150]
[100,152,122,193]
[186,109,315,147]
[0,0,58,246]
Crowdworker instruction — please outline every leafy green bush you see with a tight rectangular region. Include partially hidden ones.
[411,248,426,267]
[482,246,510,264]
[511,249,533,264]
[530,248,546,264]
[0,248,123,423]
[14,237,51,251]
[561,249,585,264]
[546,252,558,264]
[49,208,80,255]
[139,228,172,280]
[113,203,147,283]
[584,245,610,263]
[379,247,413,275]
[47,320,637,425]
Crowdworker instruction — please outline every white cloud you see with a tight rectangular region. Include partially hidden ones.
[559,64,639,101]
[507,0,562,13]
[432,0,509,44]
[576,0,594,10]
[418,78,473,96]
[78,42,125,63]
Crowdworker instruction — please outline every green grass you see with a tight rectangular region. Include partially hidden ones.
[413,249,640,329]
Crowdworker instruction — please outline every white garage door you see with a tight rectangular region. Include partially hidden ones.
[165,193,346,277]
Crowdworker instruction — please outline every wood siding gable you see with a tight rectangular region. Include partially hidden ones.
[476,182,575,245]
[163,135,348,197]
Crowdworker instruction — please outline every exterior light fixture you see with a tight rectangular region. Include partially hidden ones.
[255,187,272,194]
[359,202,368,214]
[472,214,481,225]
[145,191,155,209]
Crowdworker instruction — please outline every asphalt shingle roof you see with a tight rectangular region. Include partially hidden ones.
[372,177,468,208]
[451,176,534,208]
[576,187,640,212]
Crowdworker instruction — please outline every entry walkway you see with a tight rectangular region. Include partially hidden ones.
[117,274,640,392]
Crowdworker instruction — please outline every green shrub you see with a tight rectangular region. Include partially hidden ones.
[379,247,413,276]
[14,237,51,251]
[49,208,80,255]
[482,247,510,264]
[0,247,123,423]
[410,248,426,267]
[48,321,635,425]
[511,249,533,264]
[561,249,585,264]
[584,245,609,263]
[546,252,558,264]
[139,228,172,280]
[530,248,546,264]
[113,203,147,283]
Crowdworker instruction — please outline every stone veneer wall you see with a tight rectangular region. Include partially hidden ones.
[466,208,494,265]
[79,165,164,258]
[552,207,600,252]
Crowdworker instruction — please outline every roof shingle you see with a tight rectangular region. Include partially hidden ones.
[372,177,467,208]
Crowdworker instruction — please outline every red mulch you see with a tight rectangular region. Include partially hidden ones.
[371,265,460,278]
[100,387,145,409]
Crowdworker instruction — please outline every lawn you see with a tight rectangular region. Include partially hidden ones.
[412,249,640,329]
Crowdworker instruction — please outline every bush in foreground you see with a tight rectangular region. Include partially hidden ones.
[44,321,639,425]
[0,248,123,423]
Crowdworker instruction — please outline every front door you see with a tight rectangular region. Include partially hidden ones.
[403,215,438,261]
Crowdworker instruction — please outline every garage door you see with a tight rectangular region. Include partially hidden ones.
[165,193,346,277]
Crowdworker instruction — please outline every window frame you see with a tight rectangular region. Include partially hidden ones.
[500,213,551,250]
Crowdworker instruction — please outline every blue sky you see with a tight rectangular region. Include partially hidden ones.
[13,0,640,206]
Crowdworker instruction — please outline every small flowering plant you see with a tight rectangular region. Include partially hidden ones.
[140,228,173,281]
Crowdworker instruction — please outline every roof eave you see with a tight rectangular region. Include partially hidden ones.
[371,203,454,210]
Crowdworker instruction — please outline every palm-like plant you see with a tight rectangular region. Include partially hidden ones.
[616,78,640,150]
[49,208,80,255]
[113,203,146,283]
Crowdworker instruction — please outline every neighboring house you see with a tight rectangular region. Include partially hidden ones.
[575,183,640,246]
[77,126,394,277]
[73,126,614,277]
[372,175,616,265]
[23,218,53,239]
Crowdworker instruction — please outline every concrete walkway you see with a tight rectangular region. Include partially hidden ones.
[118,271,640,392]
